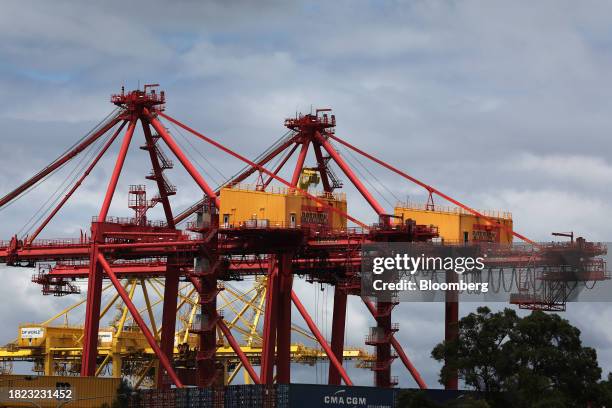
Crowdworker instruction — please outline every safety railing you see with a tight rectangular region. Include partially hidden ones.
[396,201,512,220]
[223,183,346,201]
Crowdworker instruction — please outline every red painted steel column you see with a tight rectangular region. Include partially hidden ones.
[445,271,459,390]
[81,229,102,376]
[315,132,387,217]
[313,142,332,192]
[97,253,183,387]
[189,275,261,385]
[98,119,137,221]
[146,113,220,208]
[276,253,294,383]
[363,299,427,389]
[291,290,353,386]
[260,258,279,384]
[375,302,393,388]
[196,253,221,386]
[157,265,179,389]
[328,287,347,385]
[290,139,310,187]
[82,120,136,377]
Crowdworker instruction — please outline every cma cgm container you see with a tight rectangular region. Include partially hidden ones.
[394,202,513,244]
[276,384,395,408]
[0,374,120,408]
[219,185,347,231]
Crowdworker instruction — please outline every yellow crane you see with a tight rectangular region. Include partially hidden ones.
[0,277,372,387]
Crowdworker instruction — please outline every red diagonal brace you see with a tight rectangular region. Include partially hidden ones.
[291,290,353,386]
[260,260,279,384]
[314,132,386,217]
[156,112,369,229]
[217,319,261,384]
[290,139,311,187]
[146,111,220,208]
[97,253,183,387]
[263,143,299,190]
[99,119,137,221]
[188,275,261,384]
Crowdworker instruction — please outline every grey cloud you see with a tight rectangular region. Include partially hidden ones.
[1,0,612,387]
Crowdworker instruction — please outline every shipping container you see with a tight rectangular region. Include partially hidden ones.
[277,384,395,408]
[0,374,120,408]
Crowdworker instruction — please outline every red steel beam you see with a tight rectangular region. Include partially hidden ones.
[226,134,300,189]
[83,119,135,377]
[81,241,103,376]
[363,299,427,389]
[217,319,261,384]
[314,132,386,217]
[98,119,137,221]
[97,253,183,387]
[290,140,311,187]
[444,271,459,390]
[276,253,294,383]
[156,112,369,229]
[27,121,127,244]
[158,264,179,389]
[291,290,353,386]
[146,112,220,208]
[260,259,279,384]
[327,133,536,245]
[97,240,203,249]
[328,287,347,385]
[142,119,175,227]
[0,115,120,209]
[313,142,332,192]
[262,143,299,190]
[172,136,299,225]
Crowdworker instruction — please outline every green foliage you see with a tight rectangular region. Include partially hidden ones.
[431,307,603,407]
[110,379,133,408]
[396,390,490,408]
[397,390,443,408]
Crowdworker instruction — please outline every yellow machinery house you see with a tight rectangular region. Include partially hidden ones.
[394,202,513,243]
[219,185,347,231]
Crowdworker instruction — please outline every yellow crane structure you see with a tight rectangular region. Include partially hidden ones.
[0,277,372,388]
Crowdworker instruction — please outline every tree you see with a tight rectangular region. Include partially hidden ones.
[432,307,603,407]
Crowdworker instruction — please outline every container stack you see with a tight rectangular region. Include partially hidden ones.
[175,387,214,407]
[225,384,265,407]
[275,384,289,408]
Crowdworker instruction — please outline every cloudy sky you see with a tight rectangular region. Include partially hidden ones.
[0,0,612,388]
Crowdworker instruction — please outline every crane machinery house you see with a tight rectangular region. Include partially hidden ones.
[394,202,513,243]
[219,184,347,231]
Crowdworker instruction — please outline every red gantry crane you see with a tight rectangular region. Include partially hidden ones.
[0,85,607,391]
